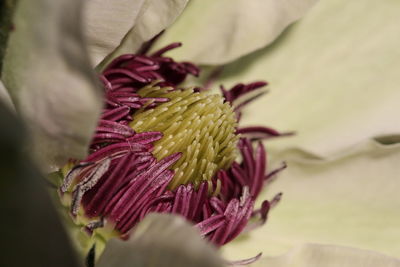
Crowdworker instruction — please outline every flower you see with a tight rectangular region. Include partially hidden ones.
[2,0,400,266]
[59,43,287,254]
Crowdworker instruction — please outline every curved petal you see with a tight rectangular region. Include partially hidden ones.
[215,0,400,158]
[253,244,400,267]
[2,0,102,171]
[152,0,318,65]
[84,0,148,65]
[85,0,188,67]
[0,79,14,111]
[0,103,81,267]
[223,143,400,259]
[97,214,223,267]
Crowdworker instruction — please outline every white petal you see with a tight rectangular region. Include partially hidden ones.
[0,79,14,111]
[2,0,102,171]
[84,0,147,65]
[85,0,188,67]
[252,244,400,267]
[223,143,400,259]
[152,0,318,64]
[216,0,400,158]
[97,214,223,267]
[0,103,81,266]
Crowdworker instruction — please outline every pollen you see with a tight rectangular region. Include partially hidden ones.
[130,84,239,189]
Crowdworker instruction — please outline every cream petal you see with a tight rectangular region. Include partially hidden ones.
[0,79,14,111]
[215,0,400,158]
[85,0,188,67]
[152,0,318,65]
[252,244,400,267]
[0,103,81,266]
[84,0,148,65]
[97,214,223,267]
[2,0,102,171]
[223,143,400,259]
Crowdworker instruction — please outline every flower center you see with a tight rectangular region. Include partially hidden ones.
[129,84,239,189]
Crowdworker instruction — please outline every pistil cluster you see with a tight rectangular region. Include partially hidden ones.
[60,43,285,247]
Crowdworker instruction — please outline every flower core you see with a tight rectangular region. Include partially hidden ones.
[58,43,286,257]
[130,85,238,189]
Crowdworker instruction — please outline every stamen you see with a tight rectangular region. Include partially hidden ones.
[101,106,130,122]
[70,158,111,216]
[265,162,287,181]
[97,120,135,137]
[196,215,226,236]
[85,218,105,235]
[226,253,263,266]
[60,161,94,193]
[237,126,295,140]
[151,42,182,57]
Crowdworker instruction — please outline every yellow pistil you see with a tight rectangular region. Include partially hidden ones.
[130,84,239,189]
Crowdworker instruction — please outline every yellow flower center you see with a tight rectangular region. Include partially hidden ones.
[130,84,239,189]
